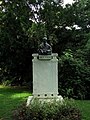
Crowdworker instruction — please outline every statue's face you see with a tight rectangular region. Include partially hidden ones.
[43,38,47,45]
[43,40,46,44]
[43,36,47,40]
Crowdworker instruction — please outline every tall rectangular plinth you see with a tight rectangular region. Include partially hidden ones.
[32,53,58,98]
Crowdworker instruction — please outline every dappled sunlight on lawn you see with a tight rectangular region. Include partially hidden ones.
[0,85,31,120]
[10,92,31,99]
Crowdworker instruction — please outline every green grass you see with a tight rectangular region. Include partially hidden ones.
[0,85,31,120]
[0,85,90,120]
[76,100,90,120]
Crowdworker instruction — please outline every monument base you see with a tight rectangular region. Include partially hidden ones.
[26,95,63,106]
[32,53,58,98]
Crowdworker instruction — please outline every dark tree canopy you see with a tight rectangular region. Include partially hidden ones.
[0,0,90,99]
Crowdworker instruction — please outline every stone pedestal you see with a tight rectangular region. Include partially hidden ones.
[26,53,63,106]
[32,53,58,98]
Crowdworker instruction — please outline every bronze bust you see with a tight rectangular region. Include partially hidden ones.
[38,37,52,55]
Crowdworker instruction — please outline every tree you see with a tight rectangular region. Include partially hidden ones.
[0,0,34,85]
[0,0,90,99]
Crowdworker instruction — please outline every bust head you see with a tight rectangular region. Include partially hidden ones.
[43,36,47,45]
[38,36,52,55]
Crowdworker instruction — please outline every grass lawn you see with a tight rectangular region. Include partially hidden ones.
[76,100,90,120]
[0,85,90,120]
[0,85,31,120]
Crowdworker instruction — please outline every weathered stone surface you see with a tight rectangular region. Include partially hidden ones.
[32,53,58,98]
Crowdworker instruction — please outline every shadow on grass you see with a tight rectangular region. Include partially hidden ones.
[0,86,31,120]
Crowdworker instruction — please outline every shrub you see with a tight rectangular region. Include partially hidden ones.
[58,49,90,99]
[12,98,82,120]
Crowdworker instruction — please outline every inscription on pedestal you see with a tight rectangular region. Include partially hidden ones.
[38,55,52,60]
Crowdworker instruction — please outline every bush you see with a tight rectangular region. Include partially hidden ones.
[58,49,90,99]
[12,98,81,120]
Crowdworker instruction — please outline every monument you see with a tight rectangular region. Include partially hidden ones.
[27,36,63,106]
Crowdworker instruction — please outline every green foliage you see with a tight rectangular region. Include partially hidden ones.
[58,49,90,99]
[12,98,81,120]
[0,0,33,85]
[0,0,90,99]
